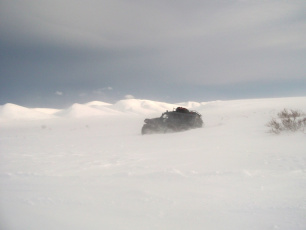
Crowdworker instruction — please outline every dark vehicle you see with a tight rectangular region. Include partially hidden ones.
[141,107,203,135]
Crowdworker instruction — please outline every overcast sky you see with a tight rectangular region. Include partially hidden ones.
[0,0,305,108]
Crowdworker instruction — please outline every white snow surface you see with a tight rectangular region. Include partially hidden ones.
[0,97,305,230]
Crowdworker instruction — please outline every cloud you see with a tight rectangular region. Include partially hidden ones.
[124,95,135,99]
[92,87,113,95]
[79,93,87,97]
[0,0,305,107]
[55,91,63,96]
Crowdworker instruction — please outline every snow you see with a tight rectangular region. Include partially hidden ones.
[111,99,178,116]
[0,97,305,230]
[0,103,56,121]
[55,103,115,118]
[85,101,112,107]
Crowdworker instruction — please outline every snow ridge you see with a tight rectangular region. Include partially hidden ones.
[0,97,305,121]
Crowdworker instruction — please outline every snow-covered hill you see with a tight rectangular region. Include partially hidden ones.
[0,103,56,121]
[1,97,305,121]
[0,97,305,230]
[0,99,179,121]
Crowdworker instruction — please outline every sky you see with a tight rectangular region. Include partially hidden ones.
[0,0,305,108]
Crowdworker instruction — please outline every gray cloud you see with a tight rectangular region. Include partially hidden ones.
[0,0,305,107]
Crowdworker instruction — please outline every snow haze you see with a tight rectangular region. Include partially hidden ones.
[0,97,306,230]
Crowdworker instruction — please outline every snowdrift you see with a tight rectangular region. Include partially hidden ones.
[0,103,56,121]
[1,97,305,121]
[0,97,305,230]
[0,99,179,121]
[55,103,118,118]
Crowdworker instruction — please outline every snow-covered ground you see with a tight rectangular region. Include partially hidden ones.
[0,97,305,230]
